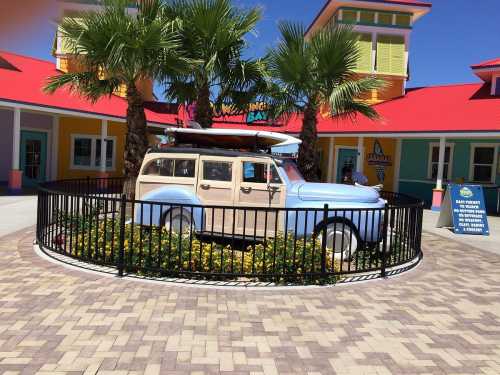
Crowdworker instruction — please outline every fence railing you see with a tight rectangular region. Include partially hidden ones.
[36,178,424,285]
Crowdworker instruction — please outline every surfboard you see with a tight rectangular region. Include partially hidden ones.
[161,128,301,150]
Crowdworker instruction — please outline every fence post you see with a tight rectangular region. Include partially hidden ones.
[380,203,389,278]
[320,204,329,277]
[117,194,127,277]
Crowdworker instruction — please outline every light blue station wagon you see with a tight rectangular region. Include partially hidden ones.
[134,129,385,260]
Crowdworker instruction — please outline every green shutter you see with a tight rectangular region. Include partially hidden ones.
[376,35,406,75]
[58,17,83,54]
[342,9,357,23]
[360,11,375,24]
[391,35,406,75]
[378,12,393,26]
[355,33,372,73]
[395,14,411,27]
[376,35,392,74]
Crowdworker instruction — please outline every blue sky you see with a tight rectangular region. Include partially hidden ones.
[1,0,498,93]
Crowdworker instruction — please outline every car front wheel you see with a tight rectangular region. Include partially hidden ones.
[316,219,360,261]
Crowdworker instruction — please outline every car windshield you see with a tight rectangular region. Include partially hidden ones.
[281,160,304,182]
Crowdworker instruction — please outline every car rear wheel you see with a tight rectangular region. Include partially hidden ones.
[316,219,360,261]
[164,208,193,233]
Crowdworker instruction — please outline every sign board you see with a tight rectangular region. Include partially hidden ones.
[366,139,392,183]
[437,184,490,235]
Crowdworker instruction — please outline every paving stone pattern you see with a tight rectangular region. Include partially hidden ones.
[0,228,499,375]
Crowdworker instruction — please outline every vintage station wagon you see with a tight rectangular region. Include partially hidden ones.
[134,129,385,259]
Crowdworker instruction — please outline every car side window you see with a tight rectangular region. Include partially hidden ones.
[243,162,282,184]
[269,164,282,184]
[243,162,267,183]
[174,159,196,178]
[143,158,195,178]
[203,161,232,182]
[143,158,174,176]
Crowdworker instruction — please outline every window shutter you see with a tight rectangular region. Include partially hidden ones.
[395,14,411,27]
[356,33,372,73]
[391,35,406,75]
[360,11,375,24]
[342,9,357,23]
[376,35,392,74]
[378,12,393,26]
[58,17,83,55]
[377,35,405,75]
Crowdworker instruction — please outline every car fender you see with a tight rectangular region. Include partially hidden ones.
[284,197,385,242]
[134,186,204,230]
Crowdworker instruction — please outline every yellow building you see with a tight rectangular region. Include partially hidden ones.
[0,0,176,191]
[0,49,176,191]
[304,0,431,191]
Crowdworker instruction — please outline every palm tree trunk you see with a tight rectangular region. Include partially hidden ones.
[194,83,213,128]
[297,102,320,182]
[123,85,149,200]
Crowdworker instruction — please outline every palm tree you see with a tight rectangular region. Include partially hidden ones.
[163,0,266,128]
[44,0,190,197]
[266,22,384,182]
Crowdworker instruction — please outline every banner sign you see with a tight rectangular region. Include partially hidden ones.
[437,184,490,235]
[366,140,392,183]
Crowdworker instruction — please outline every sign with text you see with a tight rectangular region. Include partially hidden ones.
[437,184,490,235]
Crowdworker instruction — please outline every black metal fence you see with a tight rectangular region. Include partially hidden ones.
[36,178,424,285]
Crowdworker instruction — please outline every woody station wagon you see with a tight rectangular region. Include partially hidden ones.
[134,129,385,260]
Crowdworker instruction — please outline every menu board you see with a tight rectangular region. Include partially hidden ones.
[437,184,490,236]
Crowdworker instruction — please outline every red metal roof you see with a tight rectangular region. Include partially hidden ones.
[213,83,500,135]
[0,50,178,125]
[471,58,500,70]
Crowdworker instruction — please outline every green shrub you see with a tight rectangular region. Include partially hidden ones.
[56,213,340,285]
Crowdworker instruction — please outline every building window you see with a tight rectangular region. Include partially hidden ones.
[73,138,92,167]
[469,145,498,183]
[95,139,114,168]
[355,33,373,73]
[427,143,454,181]
[359,10,375,24]
[70,135,116,171]
[376,34,406,75]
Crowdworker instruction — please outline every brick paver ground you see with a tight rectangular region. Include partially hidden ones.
[0,228,499,375]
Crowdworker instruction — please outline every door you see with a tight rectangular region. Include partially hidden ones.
[336,148,358,183]
[235,158,286,236]
[196,156,236,234]
[20,131,47,187]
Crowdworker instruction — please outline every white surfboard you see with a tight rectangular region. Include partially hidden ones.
[163,128,301,149]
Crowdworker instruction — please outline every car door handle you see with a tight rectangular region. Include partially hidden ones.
[268,185,280,192]
[240,186,252,194]
[200,184,210,190]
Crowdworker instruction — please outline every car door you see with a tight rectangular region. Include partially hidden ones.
[196,155,236,234]
[235,157,286,237]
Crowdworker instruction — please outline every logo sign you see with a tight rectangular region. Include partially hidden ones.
[246,110,268,123]
[213,102,269,124]
[366,140,392,183]
[437,184,490,235]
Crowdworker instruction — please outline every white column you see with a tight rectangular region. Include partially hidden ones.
[326,137,335,183]
[11,108,21,170]
[100,120,108,173]
[436,137,446,190]
[371,33,377,73]
[51,116,59,180]
[393,139,402,193]
[356,137,364,174]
